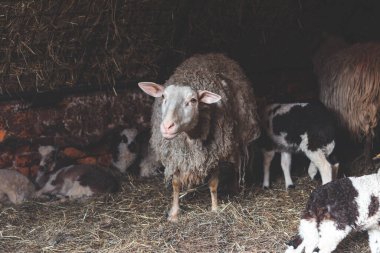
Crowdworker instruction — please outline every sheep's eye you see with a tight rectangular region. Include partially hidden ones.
[162,94,165,100]
[190,98,197,103]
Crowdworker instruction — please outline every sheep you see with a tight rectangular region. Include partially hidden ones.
[36,146,119,199]
[111,128,139,174]
[0,169,35,204]
[35,164,120,199]
[317,42,380,159]
[286,169,380,253]
[138,53,260,222]
[260,102,337,189]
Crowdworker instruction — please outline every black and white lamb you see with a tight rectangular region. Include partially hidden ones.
[36,146,119,199]
[260,102,337,189]
[111,128,139,174]
[139,53,260,222]
[286,169,380,253]
[0,169,35,204]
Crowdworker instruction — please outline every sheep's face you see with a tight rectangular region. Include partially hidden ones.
[139,82,221,139]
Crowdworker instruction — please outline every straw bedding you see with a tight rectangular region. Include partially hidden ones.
[0,175,370,252]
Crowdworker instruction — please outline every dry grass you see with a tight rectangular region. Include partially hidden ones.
[0,176,370,253]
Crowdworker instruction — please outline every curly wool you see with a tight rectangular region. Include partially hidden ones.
[150,53,260,188]
[319,43,380,142]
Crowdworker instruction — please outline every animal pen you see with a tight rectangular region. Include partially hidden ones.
[0,0,380,252]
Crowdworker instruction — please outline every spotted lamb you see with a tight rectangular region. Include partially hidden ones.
[286,169,380,253]
[261,102,337,189]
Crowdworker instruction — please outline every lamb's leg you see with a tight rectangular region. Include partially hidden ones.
[262,150,275,188]
[368,229,380,253]
[209,170,219,212]
[168,172,181,222]
[281,152,294,189]
[285,219,319,253]
[316,220,351,253]
[308,162,318,180]
[304,150,332,185]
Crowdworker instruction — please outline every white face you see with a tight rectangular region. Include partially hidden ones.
[159,85,199,139]
[138,82,222,140]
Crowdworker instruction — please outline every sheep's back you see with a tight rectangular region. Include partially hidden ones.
[319,43,380,141]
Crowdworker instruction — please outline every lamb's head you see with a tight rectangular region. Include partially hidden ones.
[38,145,56,171]
[139,82,221,139]
[36,145,56,188]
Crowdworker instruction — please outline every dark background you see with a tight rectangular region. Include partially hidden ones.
[1,0,380,101]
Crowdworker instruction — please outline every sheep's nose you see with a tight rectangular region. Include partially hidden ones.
[163,121,175,132]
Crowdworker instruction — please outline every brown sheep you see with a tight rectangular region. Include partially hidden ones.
[317,42,380,158]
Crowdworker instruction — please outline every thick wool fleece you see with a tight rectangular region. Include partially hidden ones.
[150,53,260,188]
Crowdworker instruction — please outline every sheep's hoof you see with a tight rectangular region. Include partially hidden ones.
[167,214,178,222]
[287,184,295,189]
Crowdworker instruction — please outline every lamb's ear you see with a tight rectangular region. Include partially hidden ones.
[198,90,222,104]
[138,82,164,98]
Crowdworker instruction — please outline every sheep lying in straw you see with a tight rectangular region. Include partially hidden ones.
[286,169,380,253]
[0,169,35,204]
[317,42,380,156]
[139,53,260,222]
[36,146,120,199]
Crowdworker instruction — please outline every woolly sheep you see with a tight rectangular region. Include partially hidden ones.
[139,53,260,222]
[260,102,337,189]
[0,169,35,204]
[286,169,380,253]
[317,42,380,157]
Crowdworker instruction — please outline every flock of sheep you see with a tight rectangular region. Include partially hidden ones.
[0,37,380,253]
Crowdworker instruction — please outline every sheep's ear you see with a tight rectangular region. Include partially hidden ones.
[377,168,380,176]
[198,90,221,104]
[138,82,164,98]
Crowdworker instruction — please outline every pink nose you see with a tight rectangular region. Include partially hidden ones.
[162,121,175,132]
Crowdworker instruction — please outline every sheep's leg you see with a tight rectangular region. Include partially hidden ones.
[168,173,181,222]
[316,220,351,253]
[262,150,275,188]
[209,170,219,212]
[281,152,294,189]
[368,229,380,253]
[308,162,318,180]
[304,150,332,185]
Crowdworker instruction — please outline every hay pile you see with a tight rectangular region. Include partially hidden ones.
[1,0,368,99]
[0,176,370,252]
[1,0,169,95]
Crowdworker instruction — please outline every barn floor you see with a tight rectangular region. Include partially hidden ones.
[0,175,370,253]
